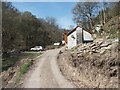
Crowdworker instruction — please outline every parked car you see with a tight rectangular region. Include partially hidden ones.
[53,42,60,46]
[30,46,43,51]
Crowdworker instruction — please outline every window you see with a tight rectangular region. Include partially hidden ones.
[71,35,75,39]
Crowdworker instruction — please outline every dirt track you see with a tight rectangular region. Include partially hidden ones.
[22,48,75,88]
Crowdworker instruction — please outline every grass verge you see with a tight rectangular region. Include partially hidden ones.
[2,52,42,71]
[19,61,33,74]
[15,61,33,84]
[1,52,42,87]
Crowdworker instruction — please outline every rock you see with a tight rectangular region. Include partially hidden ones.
[59,50,63,54]
[91,46,98,50]
[100,43,112,47]
[90,43,96,47]
[98,41,104,45]
[92,50,98,53]
[101,45,112,50]
[93,60,104,67]
[89,52,93,54]
[99,49,106,54]
[77,53,82,57]
[109,69,118,77]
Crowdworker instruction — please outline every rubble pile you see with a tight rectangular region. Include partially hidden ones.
[58,40,119,88]
[72,40,117,55]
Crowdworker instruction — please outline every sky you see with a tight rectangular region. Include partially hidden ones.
[12,2,77,29]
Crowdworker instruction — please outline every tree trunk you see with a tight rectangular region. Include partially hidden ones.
[103,0,106,25]
[89,17,93,29]
[103,8,106,25]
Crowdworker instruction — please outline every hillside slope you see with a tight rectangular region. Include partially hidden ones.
[57,40,119,88]
[103,16,119,39]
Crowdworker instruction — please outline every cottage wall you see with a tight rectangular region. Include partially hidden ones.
[67,31,77,49]
[76,27,83,44]
[67,26,94,49]
[83,30,93,41]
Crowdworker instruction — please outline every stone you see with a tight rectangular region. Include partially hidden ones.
[90,43,96,47]
[89,52,93,55]
[91,46,98,50]
[109,69,117,77]
[78,54,82,57]
[98,41,104,45]
[100,43,111,47]
[101,45,112,50]
[99,49,106,54]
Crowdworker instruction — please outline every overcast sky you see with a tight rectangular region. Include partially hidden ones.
[12,2,77,29]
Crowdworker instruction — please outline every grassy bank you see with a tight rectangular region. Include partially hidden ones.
[2,52,42,71]
[15,61,34,84]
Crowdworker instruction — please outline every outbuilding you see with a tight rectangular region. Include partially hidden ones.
[64,25,94,49]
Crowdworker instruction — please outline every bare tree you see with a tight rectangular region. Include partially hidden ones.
[73,2,99,29]
[102,1,116,25]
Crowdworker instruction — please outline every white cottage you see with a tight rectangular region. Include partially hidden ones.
[65,26,94,49]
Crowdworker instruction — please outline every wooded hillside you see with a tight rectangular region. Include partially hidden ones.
[72,2,120,30]
[2,2,64,54]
